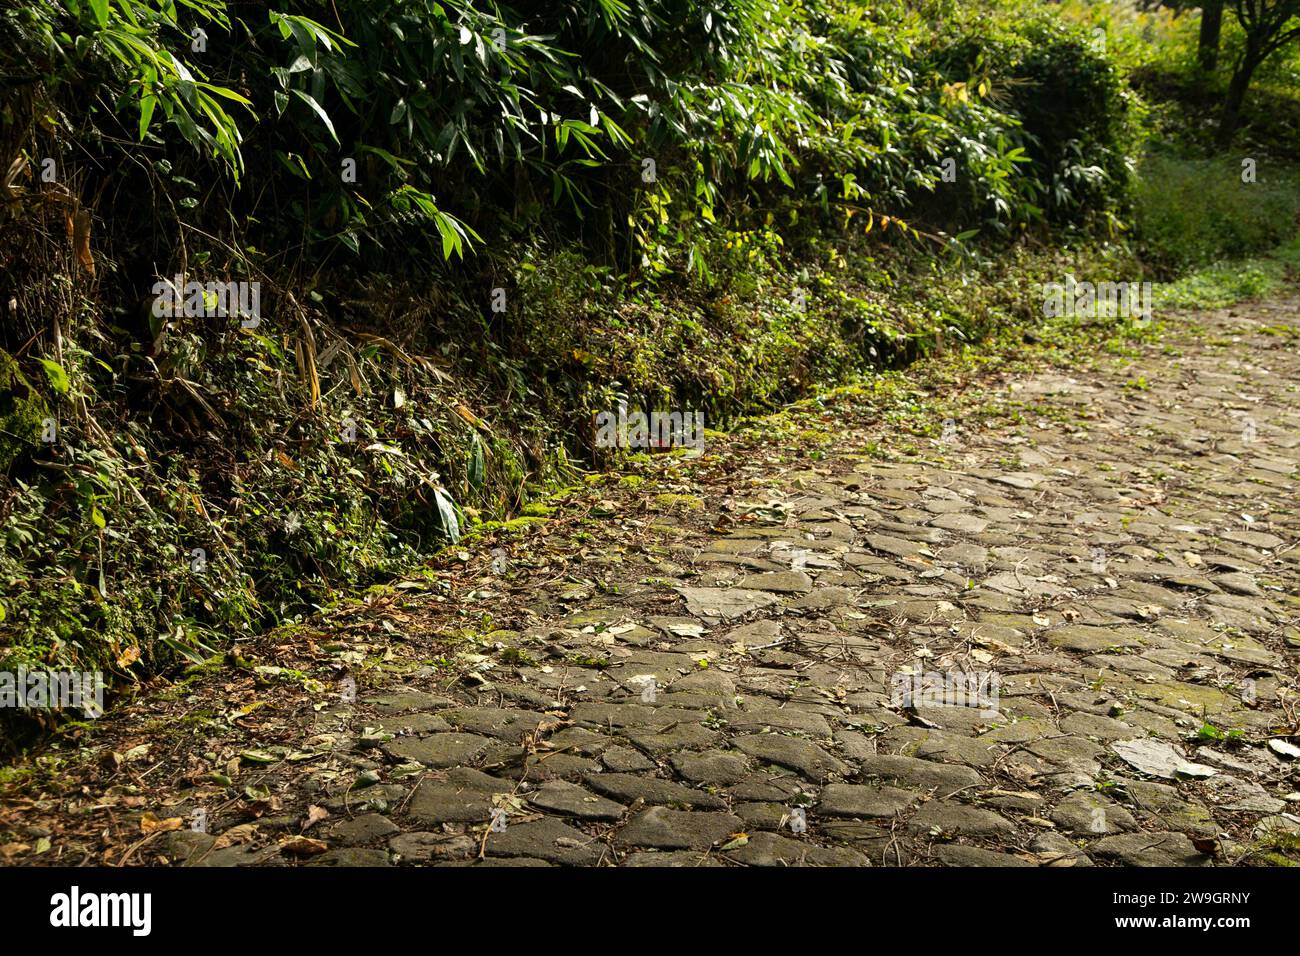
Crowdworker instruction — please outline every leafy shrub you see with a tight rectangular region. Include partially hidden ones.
[3,1,247,172]
[4,0,1137,272]
[1135,154,1300,274]
[929,0,1138,230]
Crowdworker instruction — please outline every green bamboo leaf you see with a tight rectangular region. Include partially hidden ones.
[197,83,253,107]
[467,433,485,488]
[291,89,338,143]
[433,488,461,543]
[138,94,156,140]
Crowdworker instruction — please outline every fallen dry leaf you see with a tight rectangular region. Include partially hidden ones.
[280,836,328,857]
[1039,852,1077,867]
[140,813,184,834]
[302,805,330,830]
[213,824,259,849]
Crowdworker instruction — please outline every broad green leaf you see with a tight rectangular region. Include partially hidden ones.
[291,89,338,143]
[433,487,461,543]
[36,358,70,394]
[138,94,156,140]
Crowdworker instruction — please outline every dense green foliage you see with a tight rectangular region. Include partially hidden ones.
[5,0,1137,264]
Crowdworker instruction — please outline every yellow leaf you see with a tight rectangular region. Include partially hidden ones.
[346,354,363,395]
[720,832,749,851]
[140,813,184,834]
[453,403,483,428]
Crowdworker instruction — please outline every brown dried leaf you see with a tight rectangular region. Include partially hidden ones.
[212,824,258,849]
[303,805,330,830]
[280,835,328,857]
[69,206,94,276]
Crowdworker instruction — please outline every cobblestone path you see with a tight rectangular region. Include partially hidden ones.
[9,300,1299,867]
